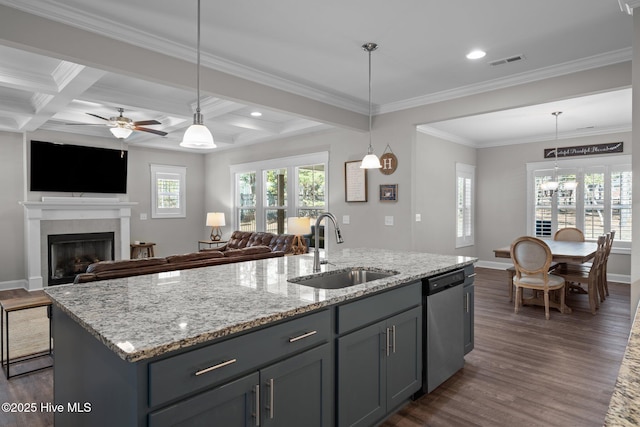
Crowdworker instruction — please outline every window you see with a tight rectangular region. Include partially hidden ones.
[231,153,328,233]
[456,163,475,248]
[151,164,186,218]
[528,155,631,250]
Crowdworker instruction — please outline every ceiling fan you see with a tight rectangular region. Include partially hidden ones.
[67,107,168,139]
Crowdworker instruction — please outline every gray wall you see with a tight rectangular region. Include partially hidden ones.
[0,129,205,287]
[0,131,26,285]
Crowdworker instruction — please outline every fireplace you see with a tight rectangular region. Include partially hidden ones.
[48,232,115,285]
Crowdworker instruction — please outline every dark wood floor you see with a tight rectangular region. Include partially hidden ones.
[0,268,631,427]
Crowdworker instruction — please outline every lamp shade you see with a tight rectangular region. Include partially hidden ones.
[180,124,216,149]
[206,212,226,227]
[110,127,133,139]
[287,217,311,235]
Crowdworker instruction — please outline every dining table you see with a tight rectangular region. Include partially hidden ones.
[493,239,599,314]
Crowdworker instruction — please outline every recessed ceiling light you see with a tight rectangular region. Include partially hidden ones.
[466,50,486,60]
[251,111,262,117]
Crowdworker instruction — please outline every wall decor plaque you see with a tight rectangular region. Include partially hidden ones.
[379,144,398,175]
[345,160,368,202]
[379,184,398,202]
[544,142,623,158]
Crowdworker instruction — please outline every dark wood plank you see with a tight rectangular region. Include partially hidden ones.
[0,268,630,427]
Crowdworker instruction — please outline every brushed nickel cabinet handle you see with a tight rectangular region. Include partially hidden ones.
[194,358,237,376]
[392,325,396,354]
[465,293,470,313]
[267,378,275,419]
[254,384,260,426]
[288,330,317,343]
[468,273,477,278]
[386,327,391,357]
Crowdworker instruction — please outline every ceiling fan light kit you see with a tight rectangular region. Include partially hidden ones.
[180,0,216,149]
[109,127,133,139]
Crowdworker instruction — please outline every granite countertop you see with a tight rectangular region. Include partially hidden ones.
[45,248,475,363]
[605,299,640,426]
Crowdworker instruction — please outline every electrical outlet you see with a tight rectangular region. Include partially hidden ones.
[416,214,421,222]
[343,215,350,224]
[385,216,394,226]
[140,213,148,220]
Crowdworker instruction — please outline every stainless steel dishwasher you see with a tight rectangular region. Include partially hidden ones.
[420,268,467,394]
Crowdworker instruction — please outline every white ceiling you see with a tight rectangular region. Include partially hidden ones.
[0,0,634,151]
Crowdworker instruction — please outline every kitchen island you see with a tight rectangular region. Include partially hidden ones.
[45,248,476,426]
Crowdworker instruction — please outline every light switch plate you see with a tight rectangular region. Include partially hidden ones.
[140,213,148,220]
[385,216,394,226]
[343,215,350,224]
[416,214,421,222]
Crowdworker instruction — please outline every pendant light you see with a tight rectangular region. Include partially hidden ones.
[360,42,382,169]
[541,111,577,197]
[181,0,216,149]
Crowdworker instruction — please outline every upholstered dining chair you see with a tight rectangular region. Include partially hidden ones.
[554,227,585,242]
[510,236,567,320]
[552,235,606,315]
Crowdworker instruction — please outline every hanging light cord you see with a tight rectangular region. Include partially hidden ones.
[367,46,372,153]
[196,0,202,118]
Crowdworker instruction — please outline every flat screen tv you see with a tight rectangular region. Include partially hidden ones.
[30,140,128,194]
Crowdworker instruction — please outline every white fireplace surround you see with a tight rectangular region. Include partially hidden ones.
[22,197,136,290]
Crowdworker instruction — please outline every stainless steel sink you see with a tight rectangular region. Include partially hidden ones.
[290,268,398,289]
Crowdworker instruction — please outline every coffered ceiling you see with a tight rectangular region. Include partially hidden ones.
[0,1,633,151]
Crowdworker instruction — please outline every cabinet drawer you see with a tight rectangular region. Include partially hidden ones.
[149,309,330,407]
[336,282,421,335]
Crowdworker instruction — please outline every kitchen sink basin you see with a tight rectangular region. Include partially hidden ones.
[290,268,398,289]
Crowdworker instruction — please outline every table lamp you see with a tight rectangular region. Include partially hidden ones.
[206,212,226,241]
[287,217,311,255]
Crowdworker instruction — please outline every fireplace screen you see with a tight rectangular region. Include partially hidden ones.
[48,232,115,285]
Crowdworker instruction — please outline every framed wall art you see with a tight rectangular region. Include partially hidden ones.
[345,160,368,202]
[379,184,398,202]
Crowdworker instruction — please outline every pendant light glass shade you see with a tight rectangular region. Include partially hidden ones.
[180,0,215,149]
[360,42,381,169]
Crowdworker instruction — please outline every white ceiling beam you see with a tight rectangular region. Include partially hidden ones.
[0,4,369,132]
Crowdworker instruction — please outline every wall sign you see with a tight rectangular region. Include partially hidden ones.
[344,160,368,202]
[379,144,398,175]
[544,142,623,159]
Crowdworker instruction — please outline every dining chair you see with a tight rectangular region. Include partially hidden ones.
[552,235,606,315]
[602,230,615,297]
[510,236,567,320]
[553,227,585,242]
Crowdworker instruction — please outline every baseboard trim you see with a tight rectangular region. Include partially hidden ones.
[475,260,631,284]
[0,279,29,291]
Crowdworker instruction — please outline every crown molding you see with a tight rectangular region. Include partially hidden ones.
[380,48,632,114]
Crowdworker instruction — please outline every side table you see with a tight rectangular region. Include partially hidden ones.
[198,240,228,251]
[1,292,53,379]
[130,242,156,259]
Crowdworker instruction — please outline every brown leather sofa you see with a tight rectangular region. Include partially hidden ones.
[74,231,296,283]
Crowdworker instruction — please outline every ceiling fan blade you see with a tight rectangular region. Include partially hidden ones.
[86,113,110,121]
[134,127,168,137]
[133,119,161,126]
[64,123,104,126]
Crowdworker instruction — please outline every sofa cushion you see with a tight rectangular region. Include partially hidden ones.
[166,251,224,264]
[86,257,167,273]
[226,231,254,249]
[247,232,276,247]
[270,234,295,253]
[224,246,273,257]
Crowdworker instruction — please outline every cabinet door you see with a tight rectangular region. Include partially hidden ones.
[148,372,259,427]
[386,306,422,411]
[260,343,332,427]
[464,283,475,355]
[337,322,386,427]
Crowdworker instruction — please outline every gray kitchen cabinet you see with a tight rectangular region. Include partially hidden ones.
[337,300,422,427]
[463,280,474,355]
[149,343,331,427]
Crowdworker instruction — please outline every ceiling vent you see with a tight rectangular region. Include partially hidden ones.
[489,54,525,66]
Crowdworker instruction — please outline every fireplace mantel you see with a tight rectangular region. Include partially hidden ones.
[22,198,137,290]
